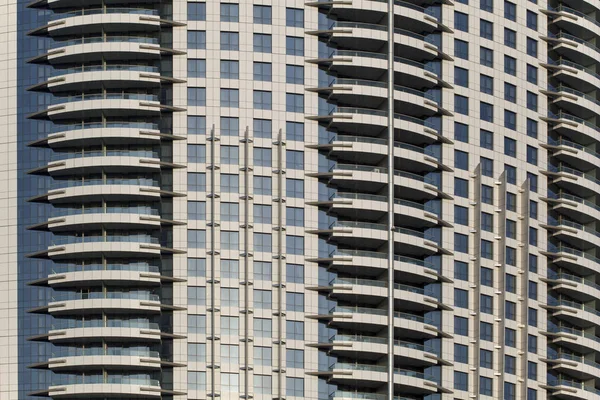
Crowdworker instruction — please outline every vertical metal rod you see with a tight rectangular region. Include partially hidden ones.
[209,124,216,397]
[243,126,250,399]
[387,1,396,399]
[276,128,284,400]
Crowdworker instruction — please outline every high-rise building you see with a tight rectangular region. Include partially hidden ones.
[1,0,600,399]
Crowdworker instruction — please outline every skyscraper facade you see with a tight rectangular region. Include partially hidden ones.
[1,0,600,399]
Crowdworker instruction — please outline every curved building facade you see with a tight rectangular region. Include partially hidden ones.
[0,0,599,399]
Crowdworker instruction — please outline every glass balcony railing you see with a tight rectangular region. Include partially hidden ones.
[51,64,159,77]
[330,249,437,270]
[547,110,600,133]
[331,22,439,49]
[547,243,600,266]
[330,392,418,400]
[330,277,434,297]
[547,378,600,395]
[329,192,426,211]
[51,319,161,331]
[52,347,160,358]
[547,31,600,55]
[50,263,160,274]
[548,137,600,160]
[50,35,160,49]
[51,233,160,246]
[53,375,161,387]
[51,291,160,302]
[548,84,600,107]
[547,270,600,291]
[546,58,600,82]
[548,164,600,186]
[51,121,160,133]
[547,297,600,317]
[51,149,159,161]
[329,163,438,187]
[548,5,600,29]
[547,325,600,345]
[51,177,160,189]
[50,7,159,21]
[329,220,427,240]
[53,92,159,104]
[331,305,434,325]
[51,205,160,217]
[547,191,600,212]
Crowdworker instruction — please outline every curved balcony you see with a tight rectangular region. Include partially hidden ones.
[546,137,600,172]
[39,181,167,205]
[33,239,173,260]
[545,378,600,400]
[29,0,163,9]
[545,111,600,146]
[546,353,600,381]
[38,268,163,289]
[322,192,442,229]
[318,50,440,89]
[545,59,600,93]
[546,6,600,44]
[547,271,600,304]
[324,135,441,173]
[41,352,164,372]
[32,296,163,316]
[546,244,600,277]
[546,326,600,355]
[546,31,600,66]
[546,165,600,198]
[547,299,600,330]
[545,85,600,120]
[41,379,164,399]
[548,219,600,252]
[546,192,600,225]
[32,212,163,233]
[36,155,165,178]
[43,324,165,345]
[326,22,442,61]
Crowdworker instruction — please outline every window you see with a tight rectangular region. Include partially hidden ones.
[528,307,538,327]
[481,184,493,204]
[506,219,516,238]
[527,91,538,111]
[455,67,469,87]
[188,87,206,106]
[286,236,304,255]
[188,230,206,248]
[188,3,206,21]
[481,267,493,286]
[254,90,272,110]
[530,200,538,219]
[254,176,272,195]
[221,202,239,222]
[254,261,272,281]
[286,65,304,84]
[505,355,516,374]
[188,30,206,49]
[505,110,516,130]
[286,36,304,56]
[188,286,206,305]
[221,32,239,51]
[480,19,493,39]
[529,280,538,300]
[480,321,493,341]
[528,388,537,400]
[455,261,469,281]
[455,205,469,225]
[481,0,493,11]
[254,62,272,82]
[287,207,304,227]
[220,88,239,108]
[188,59,206,78]
[481,212,493,232]
[254,148,272,167]
[454,123,469,143]
[220,60,239,79]
[254,375,272,395]
[254,289,272,309]
[455,95,469,115]
[220,3,239,22]
[455,11,469,32]
[189,116,206,135]
[527,172,538,193]
[287,377,304,397]
[506,327,516,347]
[480,102,493,122]
[504,28,516,48]
[286,263,304,284]
[480,377,493,396]
[254,119,272,139]
[254,204,272,224]
[287,122,304,141]
[481,157,494,177]
[286,93,304,113]
[455,39,469,59]
[455,289,469,308]
[506,300,516,320]
[504,0,516,20]
[455,316,469,336]
[254,5,272,24]
[189,343,206,362]
[506,192,516,211]
[255,318,272,337]
[529,254,538,273]
[505,383,516,400]
[527,10,538,30]
[253,33,272,53]
[455,233,468,253]
[286,179,304,198]
[221,344,239,364]
[188,371,206,392]
[254,233,272,253]
[221,117,239,136]
[480,129,493,149]
[286,8,304,27]
[221,259,239,279]
[254,346,272,366]
[529,227,538,246]
[505,164,516,184]
[480,74,494,95]
[455,344,468,363]
[480,46,493,67]
[504,55,517,76]
[455,150,469,170]
[221,373,239,393]
[287,320,304,340]
[528,335,537,353]
[527,145,538,165]
[480,349,493,368]
[527,118,538,138]
[481,294,493,313]
[188,258,206,277]
[221,146,239,165]
[455,371,468,391]
[188,144,206,164]
[506,246,516,266]
[505,82,516,103]
[528,362,537,380]
[221,231,239,251]
[527,39,538,57]
[286,349,304,368]
[506,273,516,293]
[221,174,239,193]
